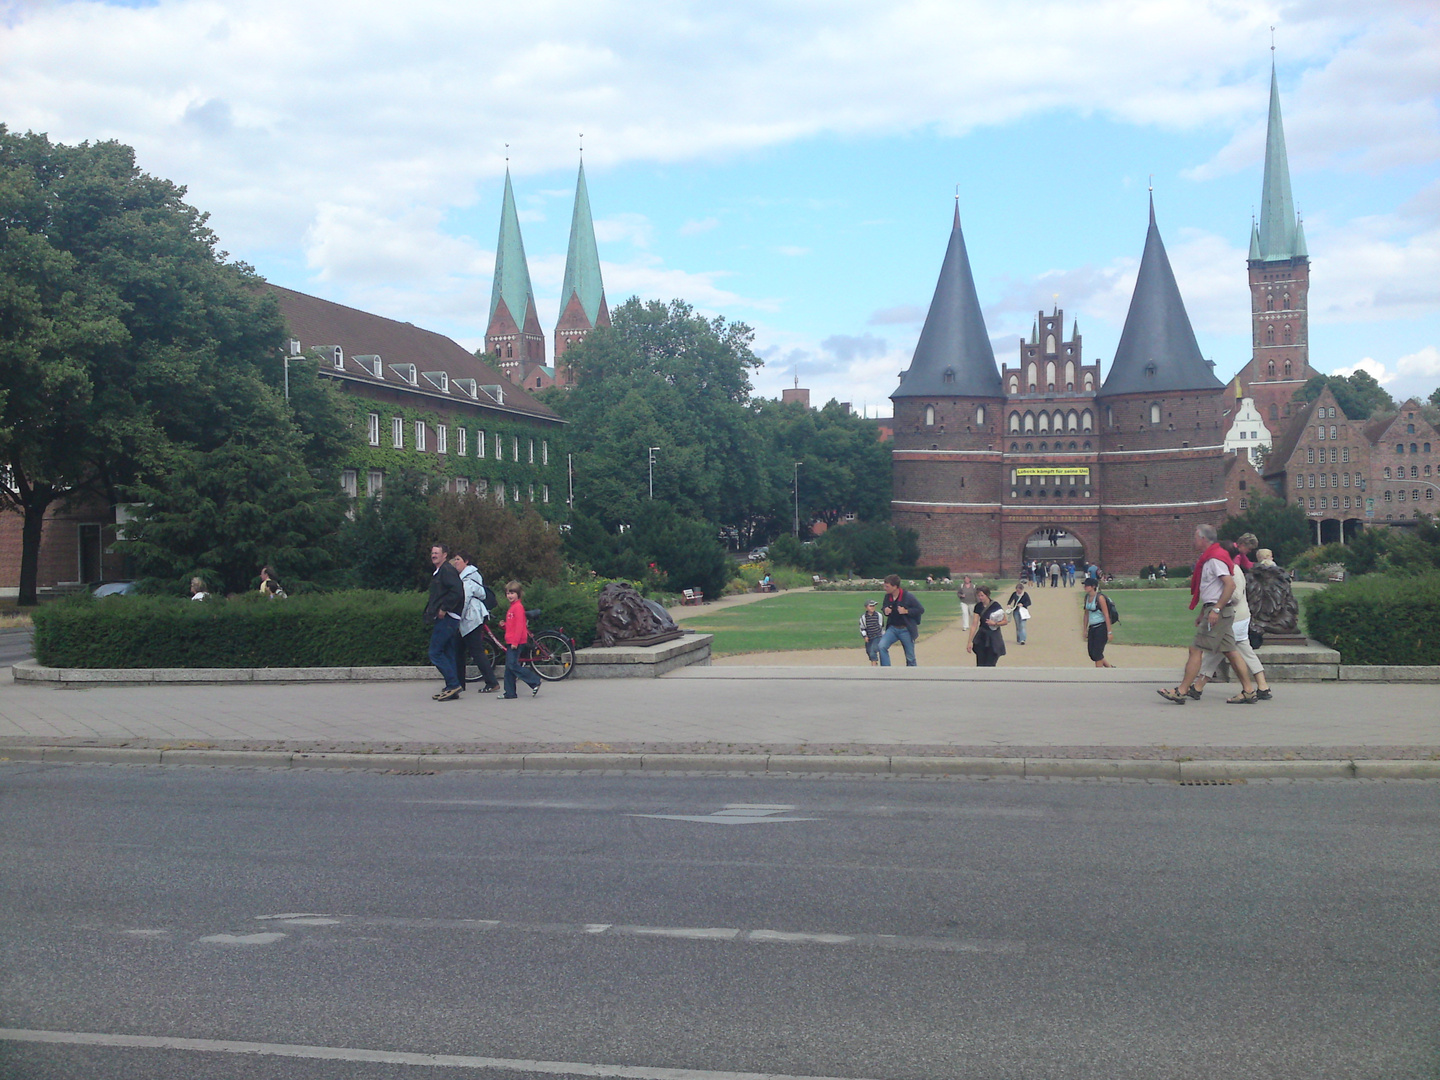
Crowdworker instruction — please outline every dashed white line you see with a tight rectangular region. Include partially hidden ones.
[0,1027,892,1079]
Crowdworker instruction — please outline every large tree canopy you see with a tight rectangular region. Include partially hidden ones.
[1295,371,1395,420]
[0,128,348,599]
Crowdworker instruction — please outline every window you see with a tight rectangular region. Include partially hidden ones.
[1399,489,1407,502]
[436,425,447,454]
[341,469,357,498]
[392,417,404,449]
[528,439,535,464]
[543,485,550,503]
[477,431,486,458]
[1083,373,1094,392]
[512,436,519,461]
[1267,360,1275,377]
[1038,412,1050,434]
[925,405,935,427]
[1045,334,1056,355]
[368,413,380,446]
[495,433,503,460]
[1067,410,1079,433]
[542,440,549,465]
[1428,489,1434,501]
[1045,361,1056,391]
[1240,499,1248,509]
[1009,412,1021,434]
[1284,360,1291,377]
[1308,448,1315,464]
[1308,474,1315,488]
[1413,489,1421,502]
[1425,443,1432,454]
[975,405,986,426]
[1283,325,1293,344]
[1411,443,1419,454]
[1342,447,1349,463]
[1149,403,1161,426]
[1397,444,1404,454]
[1407,424,1415,434]
[414,421,426,452]
[1384,491,1392,503]
[1308,497,1315,509]
[495,480,505,504]
[1065,361,1075,389]
[1266,296,1274,311]
[457,428,467,456]
[1009,375,1019,394]
[1024,412,1035,433]
[367,469,384,497]
[1266,327,1275,344]
[1319,474,1326,487]
[1081,410,1093,433]
[1027,363,1037,392]
[1317,425,1325,441]
[528,483,535,502]
[1343,473,1350,487]
[1384,467,1392,480]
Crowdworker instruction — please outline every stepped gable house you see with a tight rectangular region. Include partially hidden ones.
[485,160,609,392]
[274,285,564,508]
[890,196,1228,576]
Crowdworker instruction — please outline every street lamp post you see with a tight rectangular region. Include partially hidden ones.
[793,461,803,538]
[649,447,660,500]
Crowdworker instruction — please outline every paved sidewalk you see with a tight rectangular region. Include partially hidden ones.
[2,661,1436,767]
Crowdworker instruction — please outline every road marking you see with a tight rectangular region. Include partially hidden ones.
[630,803,817,826]
[252,913,1021,955]
[122,929,169,937]
[197,932,286,945]
[0,1027,893,1079]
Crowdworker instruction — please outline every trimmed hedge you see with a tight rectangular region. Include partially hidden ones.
[1303,572,1440,665]
[33,585,602,669]
[35,592,433,669]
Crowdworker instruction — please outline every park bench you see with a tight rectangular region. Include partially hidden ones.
[681,588,705,605]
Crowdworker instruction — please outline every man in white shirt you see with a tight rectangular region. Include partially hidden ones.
[1158,524,1258,705]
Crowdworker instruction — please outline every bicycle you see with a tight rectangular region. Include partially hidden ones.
[468,608,576,682]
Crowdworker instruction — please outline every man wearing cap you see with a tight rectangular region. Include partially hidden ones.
[858,599,883,665]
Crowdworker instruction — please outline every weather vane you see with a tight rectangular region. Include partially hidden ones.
[579,133,584,157]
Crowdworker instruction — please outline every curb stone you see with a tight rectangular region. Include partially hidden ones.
[1,745,1436,780]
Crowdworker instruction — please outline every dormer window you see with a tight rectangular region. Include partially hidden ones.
[389,364,418,386]
[942,367,955,384]
[453,378,478,400]
[354,355,384,378]
[1144,362,1157,377]
[422,371,449,392]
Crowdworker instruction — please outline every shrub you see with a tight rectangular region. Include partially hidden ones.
[520,579,600,648]
[33,592,431,669]
[1303,571,1440,664]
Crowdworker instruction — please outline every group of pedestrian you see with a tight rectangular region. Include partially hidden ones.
[424,541,538,702]
[1157,526,1272,705]
[1024,559,1080,587]
[859,575,925,666]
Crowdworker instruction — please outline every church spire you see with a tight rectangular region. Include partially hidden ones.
[554,158,610,369]
[485,167,545,379]
[1255,64,1301,262]
[892,204,1001,400]
[1100,195,1220,397]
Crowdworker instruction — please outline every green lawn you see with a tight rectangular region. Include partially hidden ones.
[677,591,961,656]
[1107,586,1311,647]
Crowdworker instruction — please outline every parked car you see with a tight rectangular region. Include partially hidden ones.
[90,581,137,598]
[748,547,769,562]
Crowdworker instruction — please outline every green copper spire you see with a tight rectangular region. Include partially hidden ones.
[559,160,606,325]
[1256,65,1300,261]
[489,169,538,327]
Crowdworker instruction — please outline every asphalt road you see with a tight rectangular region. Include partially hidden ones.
[1,765,1436,1079]
[0,629,33,668]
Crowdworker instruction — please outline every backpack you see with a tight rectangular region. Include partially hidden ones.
[1104,594,1120,625]
[480,582,498,612]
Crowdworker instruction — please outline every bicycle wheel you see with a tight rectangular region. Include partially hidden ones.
[527,631,576,681]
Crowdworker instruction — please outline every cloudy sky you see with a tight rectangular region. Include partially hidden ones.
[2,0,1437,413]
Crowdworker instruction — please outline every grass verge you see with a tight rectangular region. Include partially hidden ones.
[677,590,962,656]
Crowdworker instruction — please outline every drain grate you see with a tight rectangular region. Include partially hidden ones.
[1177,778,1247,785]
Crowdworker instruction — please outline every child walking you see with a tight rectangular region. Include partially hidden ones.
[859,599,883,665]
[502,580,542,699]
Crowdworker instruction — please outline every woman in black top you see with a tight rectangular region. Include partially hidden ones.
[965,585,1008,667]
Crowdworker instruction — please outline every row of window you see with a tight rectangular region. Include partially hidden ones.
[1010,488,1091,499]
[1258,326,1296,346]
[1299,490,1434,512]
[1384,465,1433,480]
[1307,446,1350,463]
[1394,442,1431,454]
[1261,292,1294,311]
[1264,360,1293,378]
[341,469,550,504]
[1010,441,1093,452]
[1302,473,1362,489]
[368,413,548,464]
[1008,409,1095,435]
[1005,364,1095,396]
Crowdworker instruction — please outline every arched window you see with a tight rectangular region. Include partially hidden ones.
[1330,425,1336,439]
[1009,375,1019,395]
[1411,443,1419,454]
[1067,410,1079,433]
[1045,361,1056,391]
[1384,467,1391,480]
[1045,333,1056,354]
[1149,403,1161,426]
[1266,295,1274,311]
[1269,403,1278,422]
[1065,361,1075,389]
[1342,447,1349,463]
[1266,326,1275,344]
[1009,412,1021,434]
[1317,426,1325,441]
[1081,410,1094,433]
[1027,363,1037,392]
[1412,466,1420,479]
[1284,361,1292,377]
[1083,373,1094,392]
[1283,325,1293,345]
[924,405,935,427]
[1105,406,1114,427]
[1283,292,1290,308]
[1038,412,1050,434]
[975,405,986,426]
[1267,360,1275,377]
[1023,412,1035,433]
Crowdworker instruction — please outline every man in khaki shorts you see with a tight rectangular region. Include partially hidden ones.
[1158,524,1258,705]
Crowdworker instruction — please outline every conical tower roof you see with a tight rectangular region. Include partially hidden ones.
[1100,196,1221,397]
[559,160,606,325]
[892,206,1001,399]
[1255,65,1301,262]
[489,169,538,327]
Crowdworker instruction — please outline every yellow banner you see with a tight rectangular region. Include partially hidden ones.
[1015,467,1090,477]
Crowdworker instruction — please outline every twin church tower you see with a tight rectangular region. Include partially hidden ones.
[483,161,610,390]
[890,66,1312,575]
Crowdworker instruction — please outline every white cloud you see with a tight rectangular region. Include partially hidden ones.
[775,245,810,257]
[593,212,653,248]
[679,216,720,236]
[1327,346,1440,403]
[1329,357,1396,384]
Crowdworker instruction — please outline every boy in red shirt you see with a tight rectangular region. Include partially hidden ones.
[502,580,542,699]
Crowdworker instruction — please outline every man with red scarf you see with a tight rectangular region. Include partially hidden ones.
[1157,524,1259,705]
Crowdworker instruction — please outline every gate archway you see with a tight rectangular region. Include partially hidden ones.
[1021,527,1086,575]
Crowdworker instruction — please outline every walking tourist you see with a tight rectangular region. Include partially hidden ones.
[1157,525,1258,705]
[1190,542,1272,700]
[966,585,1008,667]
[877,574,924,667]
[425,543,465,702]
[1081,577,1114,667]
[859,599,883,665]
[451,550,501,695]
[257,566,286,599]
[956,575,977,633]
[502,580,542,699]
[1006,579,1031,644]
[189,577,209,601]
[1049,560,1061,588]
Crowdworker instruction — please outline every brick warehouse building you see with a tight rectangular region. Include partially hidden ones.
[890,197,1228,576]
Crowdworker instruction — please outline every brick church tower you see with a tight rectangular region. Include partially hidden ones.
[553,158,610,384]
[484,169,546,381]
[1233,66,1311,429]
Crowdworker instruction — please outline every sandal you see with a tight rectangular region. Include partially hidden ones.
[1156,687,1188,704]
[1186,686,1203,700]
[1226,691,1258,705]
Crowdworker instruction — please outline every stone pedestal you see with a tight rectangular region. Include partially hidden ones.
[572,633,713,679]
[1211,639,1341,682]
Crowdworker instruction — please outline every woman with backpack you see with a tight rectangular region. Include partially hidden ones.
[451,550,501,694]
[1081,577,1114,667]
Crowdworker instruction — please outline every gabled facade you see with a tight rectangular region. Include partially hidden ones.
[1222,386,1272,464]
[1233,66,1312,428]
[891,199,1229,575]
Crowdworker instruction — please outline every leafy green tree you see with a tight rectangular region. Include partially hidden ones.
[0,128,347,601]
[336,471,435,592]
[1295,371,1395,420]
[429,490,564,586]
[1219,496,1312,566]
